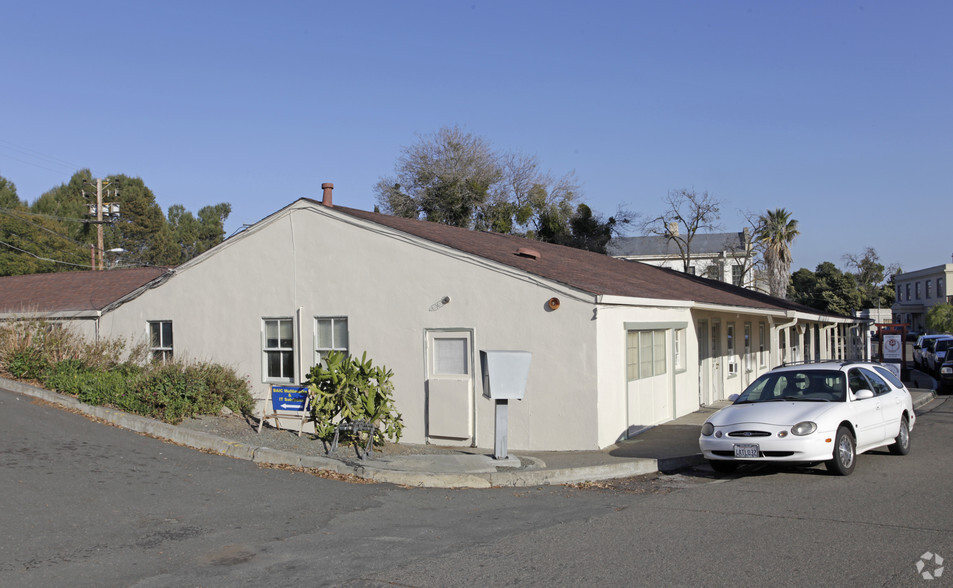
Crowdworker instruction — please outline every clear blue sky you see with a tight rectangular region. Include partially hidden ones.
[3,1,951,274]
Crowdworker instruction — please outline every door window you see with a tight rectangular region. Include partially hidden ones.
[434,337,468,376]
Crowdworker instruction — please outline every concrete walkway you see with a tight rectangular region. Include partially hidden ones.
[1,376,939,489]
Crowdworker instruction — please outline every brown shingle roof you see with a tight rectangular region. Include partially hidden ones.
[0,267,170,314]
[321,201,838,316]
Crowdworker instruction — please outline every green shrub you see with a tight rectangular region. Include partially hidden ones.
[0,318,254,424]
[306,350,403,446]
[7,349,50,380]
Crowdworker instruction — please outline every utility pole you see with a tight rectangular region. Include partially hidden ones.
[83,177,120,271]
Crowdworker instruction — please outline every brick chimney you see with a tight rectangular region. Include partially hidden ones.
[321,183,334,207]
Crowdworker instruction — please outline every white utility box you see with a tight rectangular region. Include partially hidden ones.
[480,350,531,400]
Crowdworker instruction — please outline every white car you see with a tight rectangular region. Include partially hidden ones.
[699,361,915,476]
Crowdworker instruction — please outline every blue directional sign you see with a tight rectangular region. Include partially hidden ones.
[270,385,310,412]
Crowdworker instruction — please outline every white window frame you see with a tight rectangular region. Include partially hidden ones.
[759,323,767,367]
[149,320,173,363]
[314,316,349,367]
[727,322,737,376]
[744,322,752,372]
[732,265,743,287]
[674,328,687,373]
[626,329,667,381]
[262,317,295,383]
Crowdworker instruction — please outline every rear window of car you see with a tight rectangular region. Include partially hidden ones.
[873,366,904,389]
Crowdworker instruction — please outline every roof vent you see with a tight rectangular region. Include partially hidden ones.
[515,247,541,260]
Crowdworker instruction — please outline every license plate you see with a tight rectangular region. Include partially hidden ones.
[734,443,760,458]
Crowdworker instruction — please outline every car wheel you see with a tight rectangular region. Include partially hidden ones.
[889,416,911,456]
[709,460,738,474]
[826,426,856,476]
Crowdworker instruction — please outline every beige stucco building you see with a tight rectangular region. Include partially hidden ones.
[892,264,953,332]
[0,190,866,451]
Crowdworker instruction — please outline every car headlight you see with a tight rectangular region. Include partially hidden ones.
[701,422,714,436]
[791,421,817,436]
[942,366,952,375]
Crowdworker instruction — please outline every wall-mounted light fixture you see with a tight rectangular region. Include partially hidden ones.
[429,295,452,312]
[548,297,560,310]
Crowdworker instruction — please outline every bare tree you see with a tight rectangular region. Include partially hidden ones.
[640,189,721,273]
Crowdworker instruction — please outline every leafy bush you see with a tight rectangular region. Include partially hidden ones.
[0,318,253,424]
[306,350,403,446]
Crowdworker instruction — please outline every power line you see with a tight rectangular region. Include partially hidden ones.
[0,139,79,173]
[0,225,90,261]
[0,206,104,225]
[0,209,90,248]
[0,239,90,269]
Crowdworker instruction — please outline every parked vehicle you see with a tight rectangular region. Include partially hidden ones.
[699,361,915,476]
[939,356,953,393]
[914,334,949,369]
[925,336,953,374]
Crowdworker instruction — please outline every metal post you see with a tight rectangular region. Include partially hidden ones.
[96,178,104,271]
[494,399,508,460]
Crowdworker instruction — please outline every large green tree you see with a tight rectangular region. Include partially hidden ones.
[374,126,627,251]
[843,247,896,308]
[0,176,26,209]
[927,303,953,333]
[0,170,232,274]
[790,262,862,315]
[168,202,232,263]
[0,175,88,275]
[757,208,800,299]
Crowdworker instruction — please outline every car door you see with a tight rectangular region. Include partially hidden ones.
[860,367,904,442]
[847,368,884,451]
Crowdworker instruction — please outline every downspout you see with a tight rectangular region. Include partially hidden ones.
[772,313,798,367]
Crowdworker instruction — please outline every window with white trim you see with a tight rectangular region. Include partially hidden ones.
[149,321,173,363]
[434,337,468,375]
[315,317,348,366]
[732,265,743,287]
[727,323,737,375]
[744,322,752,372]
[759,323,767,367]
[626,330,666,381]
[674,328,686,371]
[263,318,294,382]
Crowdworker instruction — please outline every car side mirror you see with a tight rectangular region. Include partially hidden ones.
[727,393,739,402]
[853,389,875,400]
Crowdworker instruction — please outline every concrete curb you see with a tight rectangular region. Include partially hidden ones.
[1,377,658,489]
[910,388,937,411]
[7,377,939,489]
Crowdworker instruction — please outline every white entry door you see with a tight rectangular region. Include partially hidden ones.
[425,330,474,441]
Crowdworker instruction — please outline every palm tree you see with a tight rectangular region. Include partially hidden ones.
[757,208,800,298]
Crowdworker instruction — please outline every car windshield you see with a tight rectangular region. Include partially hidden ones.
[734,370,847,403]
[936,339,952,352]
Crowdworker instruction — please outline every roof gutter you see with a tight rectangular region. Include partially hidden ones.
[596,294,692,308]
[101,270,175,314]
[0,310,102,320]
